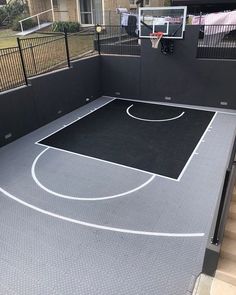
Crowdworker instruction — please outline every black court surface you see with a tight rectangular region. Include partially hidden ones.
[39,99,215,179]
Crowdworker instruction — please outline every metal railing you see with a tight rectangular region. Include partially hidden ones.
[211,138,236,245]
[19,9,54,34]
[0,29,97,93]
[95,26,141,56]
[67,29,96,61]
[18,34,68,77]
[197,25,236,59]
[0,46,27,92]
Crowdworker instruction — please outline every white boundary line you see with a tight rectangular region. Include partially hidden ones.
[0,186,205,238]
[31,147,156,201]
[126,104,185,122]
[34,96,219,183]
[113,96,236,116]
[177,112,218,181]
[35,98,116,144]
[36,143,178,181]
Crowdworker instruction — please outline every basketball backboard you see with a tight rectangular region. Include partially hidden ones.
[139,6,187,40]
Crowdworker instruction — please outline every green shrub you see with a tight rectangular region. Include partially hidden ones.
[0,7,8,24]
[0,0,28,27]
[12,15,37,31]
[52,21,80,33]
[6,1,27,22]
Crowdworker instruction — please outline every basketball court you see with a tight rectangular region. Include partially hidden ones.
[0,6,236,295]
[0,95,235,294]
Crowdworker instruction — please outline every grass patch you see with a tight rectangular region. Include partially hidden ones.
[0,28,53,48]
[0,29,96,92]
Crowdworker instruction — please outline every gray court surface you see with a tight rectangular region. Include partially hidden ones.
[0,96,236,295]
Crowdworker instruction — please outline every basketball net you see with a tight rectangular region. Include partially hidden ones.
[150,32,164,49]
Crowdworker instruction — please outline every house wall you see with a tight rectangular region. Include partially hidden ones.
[104,0,130,10]
[27,0,77,22]
[26,0,166,24]
[149,0,165,7]
[54,0,78,22]
[104,0,165,25]
[103,0,165,11]
[27,0,51,16]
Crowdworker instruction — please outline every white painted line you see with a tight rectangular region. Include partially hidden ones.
[177,112,218,181]
[126,104,185,122]
[35,98,116,144]
[111,96,236,116]
[35,143,179,182]
[0,187,205,238]
[31,148,156,201]
[34,96,217,184]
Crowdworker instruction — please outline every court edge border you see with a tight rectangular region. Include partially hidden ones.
[0,187,205,238]
[114,96,236,115]
[34,97,218,182]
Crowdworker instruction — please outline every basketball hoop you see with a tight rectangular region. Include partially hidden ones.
[150,32,164,49]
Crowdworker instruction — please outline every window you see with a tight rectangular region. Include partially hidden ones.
[80,0,103,24]
[129,0,136,4]
[144,0,150,5]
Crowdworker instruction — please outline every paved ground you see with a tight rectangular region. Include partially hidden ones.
[0,96,235,295]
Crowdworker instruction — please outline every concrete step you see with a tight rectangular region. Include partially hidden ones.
[211,277,236,295]
[229,202,236,220]
[225,219,236,240]
[221,237,236,262]
[216,258,236,286]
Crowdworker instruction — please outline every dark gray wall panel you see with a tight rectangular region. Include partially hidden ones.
[101,55,140,99]
[101,26,236,109]
[0,56,101,147]
[140,26,236,109]
[32,56,101,126]
[0,86,39,146]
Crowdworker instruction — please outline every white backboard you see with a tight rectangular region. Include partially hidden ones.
[139,6,187,40]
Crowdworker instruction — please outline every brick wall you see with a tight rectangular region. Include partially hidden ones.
[149,0,165,6]
[27,0,165,25]
[27,0,49,16]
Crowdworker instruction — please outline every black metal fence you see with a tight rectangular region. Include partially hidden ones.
[95,26,141,56]
[197,25,236,59]
[18,34,68,77]
[68,30,96,61]
[0,30,97,93]
[0,26,140,93]
[0,46,27,92]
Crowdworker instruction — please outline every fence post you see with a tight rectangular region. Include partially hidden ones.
[211,169,231,245]
[97,30,101,55]
[95,25,102,55]
[17,38,28,86]
[30,43,37,75]
[64,29,71,68]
